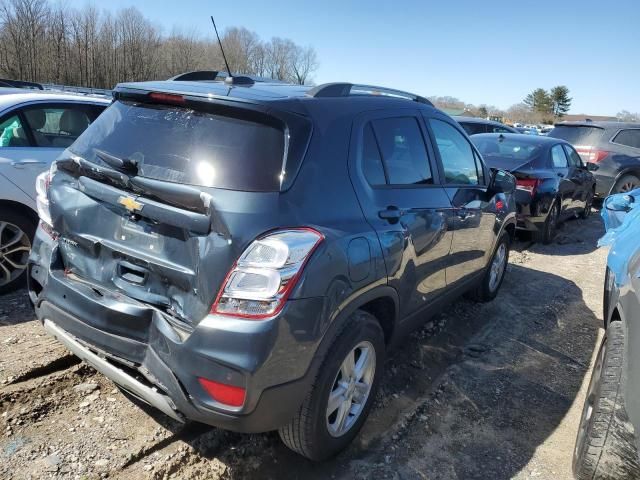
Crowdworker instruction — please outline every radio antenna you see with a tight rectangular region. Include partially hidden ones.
[210,16,233,78]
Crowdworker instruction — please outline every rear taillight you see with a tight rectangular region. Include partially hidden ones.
[211,228,324,319]
[575,146,610,163]
[516,178,541,196]
[35,162,56,227]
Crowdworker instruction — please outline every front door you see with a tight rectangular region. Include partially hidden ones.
[349,110,454,318]
[425,115,498,286]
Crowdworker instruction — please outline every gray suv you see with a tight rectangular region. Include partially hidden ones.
[28,78,516,460]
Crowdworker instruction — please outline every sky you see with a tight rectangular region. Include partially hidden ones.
[68,0,640,116]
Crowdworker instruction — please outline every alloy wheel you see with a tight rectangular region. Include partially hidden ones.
[326,341,376,437]
[0,221,31,287]
[488,242,507,293]
[619,180,638,193]
[583,193,593,218]
[574,338,605,464]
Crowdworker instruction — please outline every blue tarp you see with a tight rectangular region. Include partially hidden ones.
[599,188,640,286]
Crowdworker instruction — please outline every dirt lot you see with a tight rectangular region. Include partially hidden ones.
[0,212,607,480]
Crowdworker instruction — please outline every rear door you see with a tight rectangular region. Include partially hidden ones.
[563,143,591,208]
[424,115,497,286]
[460,122,487,136]
[349,109,454,318]
[551,143,578,214]
[0,102,104,199]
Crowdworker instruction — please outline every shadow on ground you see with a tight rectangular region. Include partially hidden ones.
[125,257,601,478]
[0,289,33,326]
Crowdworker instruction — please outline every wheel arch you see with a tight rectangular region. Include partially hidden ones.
[609,167,640,196]
[0,199,38,225]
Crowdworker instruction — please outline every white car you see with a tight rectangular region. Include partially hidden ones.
[0,88,110,292]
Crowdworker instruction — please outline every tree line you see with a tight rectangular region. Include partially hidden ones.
[0,0,319,89]
[430,87,573,124]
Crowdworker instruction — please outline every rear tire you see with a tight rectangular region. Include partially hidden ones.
[468,233,510,303]
[0,207,36,294]
[612,174,640,195]
[580,190,594,219]
[535,201,559,244]
[573,321,640,479]
[278,310,385,461]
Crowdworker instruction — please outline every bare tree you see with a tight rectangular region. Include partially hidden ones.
[290,45,317,85]
[0,1,320,89]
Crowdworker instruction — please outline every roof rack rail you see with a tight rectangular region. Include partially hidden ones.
[0,78,43,90]
[306,83,433,106]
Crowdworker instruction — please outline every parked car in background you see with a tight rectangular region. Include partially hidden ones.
[548,121,640,197]
[516,127,539,135]
[0,88,109,292]
[473,133,596,243]
[29,78,516,461]
[453,116,519,135]
[573,190,640,479]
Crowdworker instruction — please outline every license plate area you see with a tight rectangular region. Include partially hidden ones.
[115,217,164,253]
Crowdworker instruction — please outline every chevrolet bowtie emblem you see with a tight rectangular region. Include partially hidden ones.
[118,196,143,213]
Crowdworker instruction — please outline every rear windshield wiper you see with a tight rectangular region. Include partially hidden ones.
[95,149,140,175]
[57,155,131,190]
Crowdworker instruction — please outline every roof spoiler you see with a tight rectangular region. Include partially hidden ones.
[168,70,286,86]
[307,82,433,106]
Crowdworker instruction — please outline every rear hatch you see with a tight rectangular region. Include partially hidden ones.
[547,124,609,163]
[473,135,552,205]
[47,88,311,335]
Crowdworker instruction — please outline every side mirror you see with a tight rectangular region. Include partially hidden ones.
[586,162,598,172]
[606,194,634,212]
[489,168,516,194]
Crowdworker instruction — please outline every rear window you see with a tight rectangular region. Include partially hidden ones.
[547,126,606,146]
[473,136,543,163]
[69,100,286,192]
[459,122,486,136]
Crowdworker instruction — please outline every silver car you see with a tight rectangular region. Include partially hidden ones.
[0,88,110,292]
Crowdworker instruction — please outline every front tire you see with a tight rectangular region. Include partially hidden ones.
[0,208,35,294]
[573,321,640,479]
[279,310,385,461]
[580,190,594,219]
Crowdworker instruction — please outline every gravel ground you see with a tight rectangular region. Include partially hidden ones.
[0,211,606,479]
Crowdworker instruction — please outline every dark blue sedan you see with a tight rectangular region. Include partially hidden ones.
[472,133,596,243]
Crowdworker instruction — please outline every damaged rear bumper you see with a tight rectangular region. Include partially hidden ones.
[28,227,325,433]
[43,318,184,422]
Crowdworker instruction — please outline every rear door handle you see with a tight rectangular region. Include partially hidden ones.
[379,206,403,223]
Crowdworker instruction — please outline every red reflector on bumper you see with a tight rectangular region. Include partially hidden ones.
[198,377,246,407]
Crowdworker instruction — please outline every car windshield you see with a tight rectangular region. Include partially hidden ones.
[69,100,286,192]
[473,136,541,161]
[548,125,606,145]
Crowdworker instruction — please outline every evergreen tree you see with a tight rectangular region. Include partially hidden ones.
[523,88,552,114]
[550,86,572,117]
